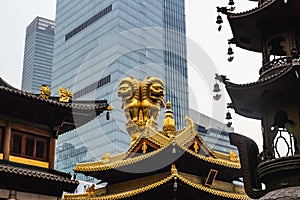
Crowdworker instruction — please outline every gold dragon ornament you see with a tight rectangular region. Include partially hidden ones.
[58,86,73,102]
[40,85,51,99]
[118,76,165,144]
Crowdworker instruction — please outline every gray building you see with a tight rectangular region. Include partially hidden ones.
[52,0,188,181]
[189,109,237,154]
[21,17,55,93]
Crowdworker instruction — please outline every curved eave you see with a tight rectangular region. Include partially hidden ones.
[74,142,240,174]
[0,84,109,135]
[0,85,109,111]
[0,162,78,196]
[63,172,249,200]
[225,65,300,119]
[227,0,300,52]
[74,143,241,184]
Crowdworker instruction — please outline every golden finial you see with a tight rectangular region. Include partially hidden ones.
[58,86,73,102]
[171,164,178,175]
[229,150,238,161]
[163,101,176,134]
[40,84,51,99]
[142,141,147,154]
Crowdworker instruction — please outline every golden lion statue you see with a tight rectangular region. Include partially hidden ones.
[118,76,165,135]
[40,84,51,99]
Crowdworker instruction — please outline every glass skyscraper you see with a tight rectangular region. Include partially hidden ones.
[21,17,55,93]
[189,109,237,154]
[52,0,188,180]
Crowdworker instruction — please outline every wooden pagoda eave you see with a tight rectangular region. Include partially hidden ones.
[227,0,300,52]
[0,85,109,135]
[75,144,241,184]
[0,161,78,197]
[63,171,249,200]
[225,65,300,119]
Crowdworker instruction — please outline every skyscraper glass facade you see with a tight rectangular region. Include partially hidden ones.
[189,109,237,154]
[21,17,55,93]
[52,0,188,181]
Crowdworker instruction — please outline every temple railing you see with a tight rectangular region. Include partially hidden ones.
[259,57,292,79]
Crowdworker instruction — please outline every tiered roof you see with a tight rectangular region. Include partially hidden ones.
[227,0,300,52]
[64,116,247,199]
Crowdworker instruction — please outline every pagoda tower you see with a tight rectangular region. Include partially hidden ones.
[217,0,300,199]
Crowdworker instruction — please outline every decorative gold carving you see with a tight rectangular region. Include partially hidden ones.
[142,141,147,154]
[102,152,110,163]
[86,184,95,196]
[193,141,199,154]
[171,164,178,175]
[40,84,51,99]
[58,86,73,102]
[107,105,113,111]
[118,76,165,138]
[163,101,176,134]
[229,150,238,162]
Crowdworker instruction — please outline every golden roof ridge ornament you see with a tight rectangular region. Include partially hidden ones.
[163,101,176,138]
[118,76,165,142]
[40,84,51,99]
[58,86,73,102]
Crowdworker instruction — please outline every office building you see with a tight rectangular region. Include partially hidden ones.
[189,109,237,154]
[21,17,55,93]
[52,0,188,180]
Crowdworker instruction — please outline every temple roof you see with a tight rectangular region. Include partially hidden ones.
[74,117,241,184]
[225,64,300,119]
[0,77,110,135]
[64,165,248,200]
[0,160,78,197]
[227,0,300,52]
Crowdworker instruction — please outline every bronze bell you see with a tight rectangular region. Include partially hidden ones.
[226,111,232,120]
[229,0,235,6]
[227,47,234,55]
[213,83,221,92]
[216,15,223,24]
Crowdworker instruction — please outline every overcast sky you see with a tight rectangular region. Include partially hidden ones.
[0,0,263,148]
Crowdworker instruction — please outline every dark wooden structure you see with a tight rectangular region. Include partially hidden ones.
[0,77,110,199]
[218,0,300,198]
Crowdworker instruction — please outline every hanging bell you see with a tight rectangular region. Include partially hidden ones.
[229,0,235,6]
[226,111,232,120]
[216,15,223,24]
[173,179,178,191]
[213,83,221,93]
[172,142,176,154]
[227,47,234,55]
